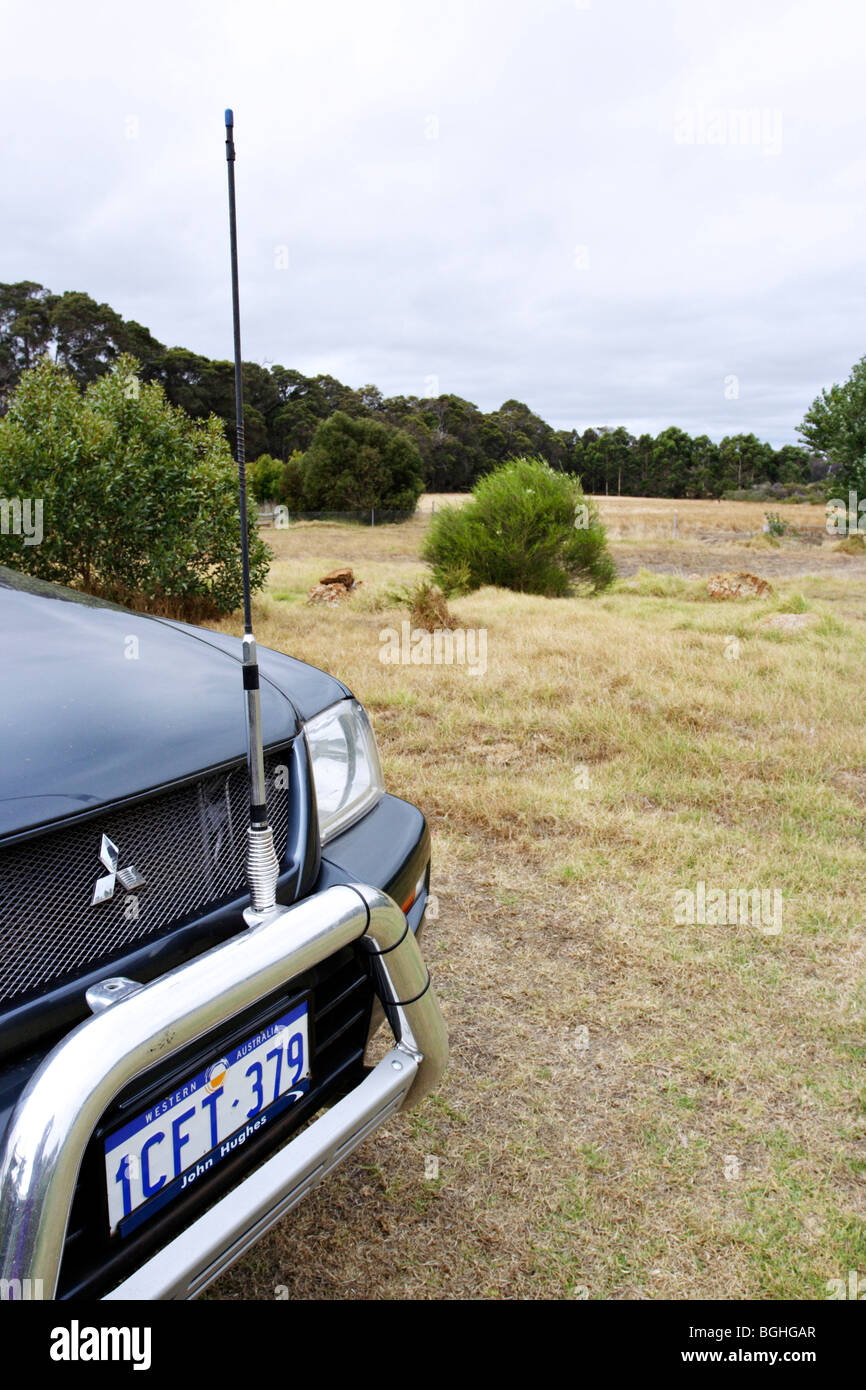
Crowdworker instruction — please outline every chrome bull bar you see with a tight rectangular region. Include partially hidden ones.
[0,883,448,1299]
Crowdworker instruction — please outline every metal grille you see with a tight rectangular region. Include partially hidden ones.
[0,749,293,1005]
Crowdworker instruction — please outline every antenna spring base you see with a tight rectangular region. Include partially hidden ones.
[246,823,280,912]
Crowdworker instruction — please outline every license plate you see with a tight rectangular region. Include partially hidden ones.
[104,1001,311,1236]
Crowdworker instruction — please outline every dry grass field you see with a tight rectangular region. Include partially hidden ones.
[206,498,866,1301]
[423,490,823,536]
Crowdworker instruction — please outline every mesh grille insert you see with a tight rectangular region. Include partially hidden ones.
[0,749,293,1005]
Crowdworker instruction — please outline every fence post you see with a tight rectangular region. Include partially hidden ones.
[371,507,375,527]
[673,511,678,538]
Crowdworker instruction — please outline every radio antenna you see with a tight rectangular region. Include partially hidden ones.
[224,108,279,916]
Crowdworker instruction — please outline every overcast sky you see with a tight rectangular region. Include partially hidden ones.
[3,0,865,445]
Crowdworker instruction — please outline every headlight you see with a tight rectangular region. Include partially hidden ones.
[304,699,385,845]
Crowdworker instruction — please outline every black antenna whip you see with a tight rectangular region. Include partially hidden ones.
[225,108,279,916]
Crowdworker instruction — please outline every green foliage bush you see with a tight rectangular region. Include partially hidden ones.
[800,356,866,497]
[280,450,306,510]
[423,455,615,596]
[301,410,424,514]
[248,453,284,503]
[723,481,826,504]
[0,355,270,619]
[824,455,866,505]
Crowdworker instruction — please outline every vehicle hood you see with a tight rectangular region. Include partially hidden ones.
[0,568,349,838]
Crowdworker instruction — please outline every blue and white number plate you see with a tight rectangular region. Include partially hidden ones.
[105,1001,311,1236]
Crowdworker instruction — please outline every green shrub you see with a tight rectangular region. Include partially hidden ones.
[248,453,284,503]
[764,510,787,536]
[723,482,826,504]
[0,354,270,619]
[301,410,424,514]
[280,450,306,510]
[423,455,615,596]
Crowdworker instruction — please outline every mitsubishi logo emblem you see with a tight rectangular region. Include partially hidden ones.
[91,834,147,906]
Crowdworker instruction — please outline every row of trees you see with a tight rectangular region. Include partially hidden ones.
[0,281,817,499]
[545,426,816,499]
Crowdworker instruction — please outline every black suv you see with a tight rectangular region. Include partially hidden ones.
[0,566,447,1299]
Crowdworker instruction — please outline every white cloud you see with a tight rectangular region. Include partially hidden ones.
[2,0,865,443]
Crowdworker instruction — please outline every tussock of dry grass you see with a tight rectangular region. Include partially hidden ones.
[207,503,866,1301]
[591,494,825,542]
[834,535,866,555]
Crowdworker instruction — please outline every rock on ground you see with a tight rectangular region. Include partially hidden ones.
[307,565,361,605]
[707,571,772,599]
[319,567,354,587]
[307,582,350,605]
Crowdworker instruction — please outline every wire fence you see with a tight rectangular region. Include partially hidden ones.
[256,505,421,528]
